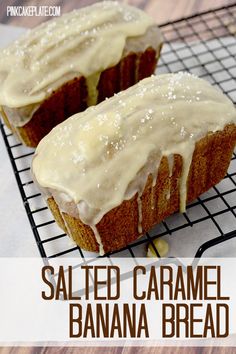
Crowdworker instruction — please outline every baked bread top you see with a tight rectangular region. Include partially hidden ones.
[0,1,162,117]
[32,72,236,227]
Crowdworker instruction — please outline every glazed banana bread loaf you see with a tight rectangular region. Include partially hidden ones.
[32,73,236,255]
[0,1,163,147]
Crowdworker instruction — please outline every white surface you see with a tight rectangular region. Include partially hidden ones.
[0,24,39,256]
[0,24,235,258]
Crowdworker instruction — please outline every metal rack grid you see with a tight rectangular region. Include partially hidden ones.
[1,4,236,259]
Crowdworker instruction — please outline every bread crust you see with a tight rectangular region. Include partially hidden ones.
[47,124,236,254]
[2,47,160,147]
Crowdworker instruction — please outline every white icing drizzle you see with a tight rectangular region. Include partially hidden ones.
[150,157,160,213]
[60,212,73,241]
[0,1,162,119]
[91,225,105,256]
[151,157,160,188]
[166,190,171,200]
[167,154,174,177]
[137,194,143,234]
[165,154,174,200]
[179,146,195,212]
[86,73,101,107]
[32,73,236,252]
[150,186,156,211]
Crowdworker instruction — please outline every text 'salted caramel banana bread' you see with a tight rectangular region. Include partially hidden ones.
[0,1,163,147]
[32,73,236,255]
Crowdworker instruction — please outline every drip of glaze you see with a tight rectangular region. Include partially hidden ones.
[179,148,194,212]
[151,163,159,188]
[167,154,174,177]
[166,190,171,200]
[60,211,74,243]
[86,72,101,106]
[150,185,155,211]
[165,154,174,201]
[137,194,143,234]
[91,225,104,255]
[150,157,160,215]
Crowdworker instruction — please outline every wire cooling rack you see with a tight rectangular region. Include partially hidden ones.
[1,4,236,260]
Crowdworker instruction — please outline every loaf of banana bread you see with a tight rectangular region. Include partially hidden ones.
[32,73,236,255]
[0,2,163,147]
